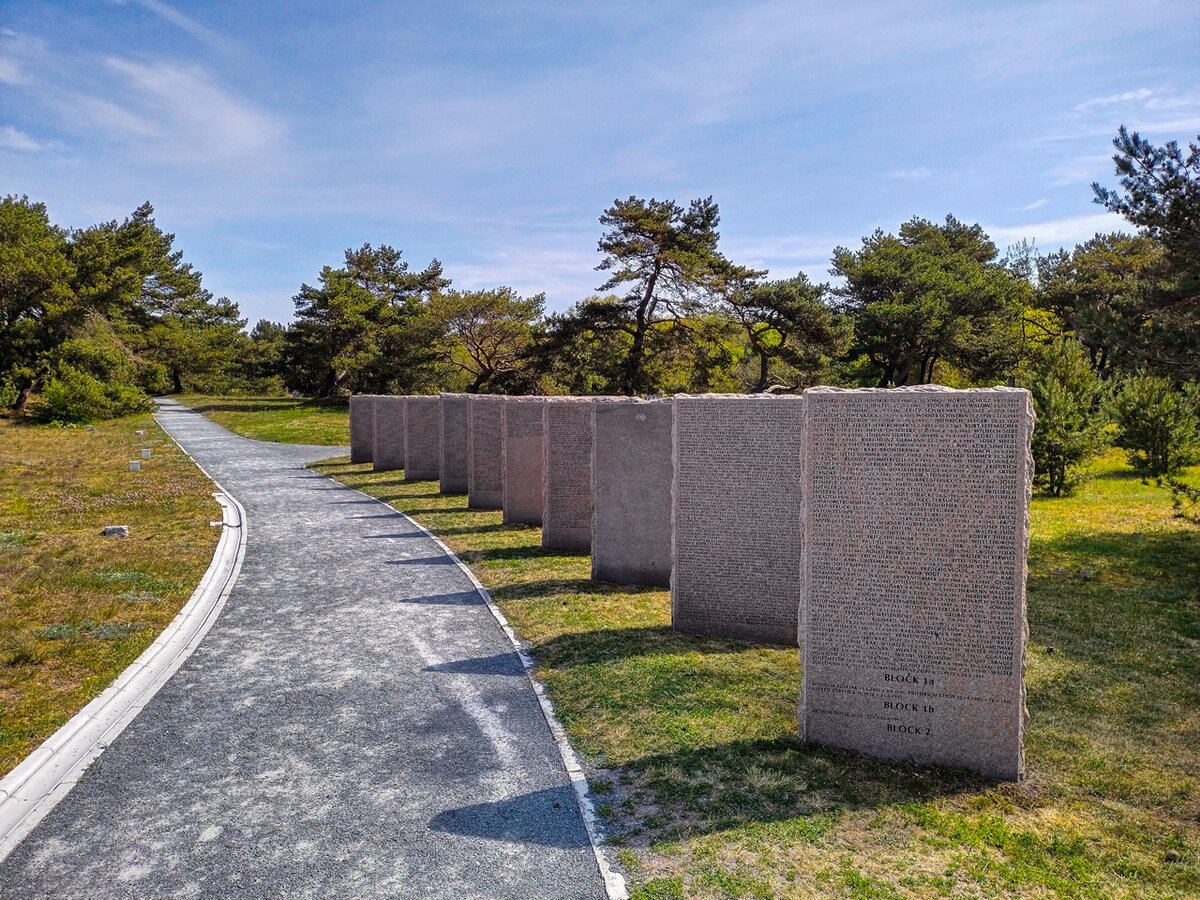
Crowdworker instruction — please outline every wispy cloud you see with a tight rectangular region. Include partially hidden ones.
[110,0,236,54]
[1022,198,1048,211]
[889,167,934,179]
[0,125,46,151]
[1075,87,1154,110]
[71,57,285,161]
[986,211,1128,248]
[0,56,23,84]
[450,243,602,309]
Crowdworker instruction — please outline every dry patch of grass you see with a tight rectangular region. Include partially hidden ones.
[0,414,219,776]
[313,452,1200,899]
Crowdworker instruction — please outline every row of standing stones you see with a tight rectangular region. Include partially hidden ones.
[349,387,1035,782]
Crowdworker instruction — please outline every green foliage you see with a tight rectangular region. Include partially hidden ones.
[1111,373,1200,475]
[284,243,448,396]
[833,215,1028,387]
[594,196,762,394]
[1023,341,1110,496]
[428,287,543,393]
[1093,128,1200,376]
[0,196,249,418]
[37,365,150,423]
[1034,233,1166,377]
[722,273,851,391]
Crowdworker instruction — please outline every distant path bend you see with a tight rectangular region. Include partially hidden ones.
[0,399,607,900]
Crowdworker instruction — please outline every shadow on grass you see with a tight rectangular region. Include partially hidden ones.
[433,523,509,536]
[491,578,655,602]
[462,545,587,564]
[604,736,988,848]
[527,625,756,669]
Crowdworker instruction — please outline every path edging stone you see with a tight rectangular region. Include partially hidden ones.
[0,489,247,863]
[332,474,629,900]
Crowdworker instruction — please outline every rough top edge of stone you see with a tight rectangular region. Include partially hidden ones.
[502,395,552,403]
[541,395,628,403]
[438,392,470,399]
[673,392,805,401]
[468,394,505,403]
[805,384,1030,396]
[406,395,441,404]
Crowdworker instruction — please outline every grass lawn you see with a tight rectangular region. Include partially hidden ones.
[0,413,220,777]
[174,393,349,445]
[177,396,1200,897]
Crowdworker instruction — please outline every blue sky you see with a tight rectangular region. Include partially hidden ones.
[2,1,1199,324]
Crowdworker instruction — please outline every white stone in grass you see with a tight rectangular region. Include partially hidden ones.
[128,460,141,472]
[140,449,151,459]
[102,525,129,538]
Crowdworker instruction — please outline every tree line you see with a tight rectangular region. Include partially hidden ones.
[3,127,1198,496]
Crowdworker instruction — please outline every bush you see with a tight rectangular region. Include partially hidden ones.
[39,366,112,423]
[1024,341,1110,496]
[1111,374,1200,476]
[37,365,151,423]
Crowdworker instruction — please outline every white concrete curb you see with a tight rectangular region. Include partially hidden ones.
[0,489,247,864]
[333,474,629,900]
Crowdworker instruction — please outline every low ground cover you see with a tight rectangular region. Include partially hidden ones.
[174,394,349,445]
[0,414,219,777]
[310,451,1200,899]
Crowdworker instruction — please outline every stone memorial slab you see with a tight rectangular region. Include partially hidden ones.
[591,399,673,587]
[542,397,606,551]
[799,386,1033,781]
[468,395,505,509]
[671,394,805,645]
[373,396,407,472]
[349,394,376,464]
[503,397,546,525]
[404,396,441,481]
[439,394,470,494]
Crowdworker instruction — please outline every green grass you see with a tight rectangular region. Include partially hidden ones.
[177,396,1200,897]
[174,393,349,445]
[0,414,219,776]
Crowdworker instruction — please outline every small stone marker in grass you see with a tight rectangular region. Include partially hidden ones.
[373,396,407,472]
[502,397,546,526]
[799,385,1033,781]
[404,396,441,481]
[140,449,151,459]
[128,460,141,472]
[439,393,470,494]
[101,525,129,538]
[591,398,673,587]
[467,395,504,510]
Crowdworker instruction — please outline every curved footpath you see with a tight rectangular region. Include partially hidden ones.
[0,400,608,899]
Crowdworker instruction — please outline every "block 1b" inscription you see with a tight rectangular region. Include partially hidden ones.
[799,386,1033,781]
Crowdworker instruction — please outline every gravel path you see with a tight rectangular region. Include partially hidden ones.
[0,399,606,899]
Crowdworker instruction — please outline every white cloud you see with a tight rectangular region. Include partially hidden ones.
[449,243,604,311]
[110,0,236,53]
[89,57,284,161]
[724,233,849,268]
[1022,198,1048,211]
[1075,87,1154,111]
[889,167,934,179]
[1050,153,1114,186]
[985,212,1129,249]
[0,56,24,84]
[0,125,45,151]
